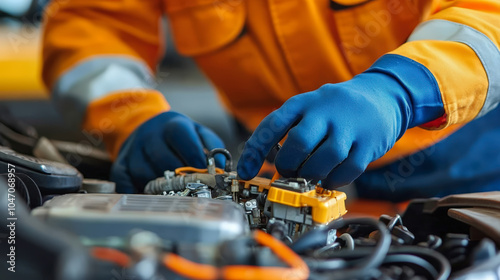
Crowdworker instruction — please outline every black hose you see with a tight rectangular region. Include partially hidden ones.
[309,245,451,279]
[291,225,334,254]
[387,246,451,280]
[329,218,392,279]
[304,258,348,272]
[382,254,439,279]
[207,148,233,172]
[294,218,391,279]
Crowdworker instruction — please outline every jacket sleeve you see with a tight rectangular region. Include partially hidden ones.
[388,0,500,129]
[42,0,170,159]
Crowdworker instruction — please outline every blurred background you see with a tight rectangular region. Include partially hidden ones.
[0,0,243,156]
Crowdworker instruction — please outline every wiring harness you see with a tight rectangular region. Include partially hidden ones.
[89,214,500,280]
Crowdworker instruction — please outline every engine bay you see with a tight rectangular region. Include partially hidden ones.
[2,147,500,280]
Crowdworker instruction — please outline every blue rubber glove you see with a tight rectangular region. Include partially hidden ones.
[111,111,225,193]
[237,54,444,189]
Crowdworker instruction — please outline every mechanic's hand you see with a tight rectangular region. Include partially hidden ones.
[237,55,444,189]
[111,111,225,193]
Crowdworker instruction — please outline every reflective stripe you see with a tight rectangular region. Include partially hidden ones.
[52,56,155,125]
[408,19,500,119]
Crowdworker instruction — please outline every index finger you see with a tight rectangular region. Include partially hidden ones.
[237,103,301,180]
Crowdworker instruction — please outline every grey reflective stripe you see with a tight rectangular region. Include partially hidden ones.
[52,56,156,125]
[408,19,500,118]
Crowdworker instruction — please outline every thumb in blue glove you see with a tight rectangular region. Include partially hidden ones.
[110,111,225,193]
[237,54,444,189]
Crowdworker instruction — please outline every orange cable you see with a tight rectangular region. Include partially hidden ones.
[222,231,309,280]
[91,247,131,268]
[271,172,281,183]
[175,167,225,175]
[163,253,219,280]
[162,230,309,280]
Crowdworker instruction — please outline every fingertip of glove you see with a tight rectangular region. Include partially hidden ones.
[320,176,351,191]
[236,163,254,180]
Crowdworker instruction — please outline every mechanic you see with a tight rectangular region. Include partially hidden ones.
[41,0,500,201]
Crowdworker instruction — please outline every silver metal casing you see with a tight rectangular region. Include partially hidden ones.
[32,194,248,244]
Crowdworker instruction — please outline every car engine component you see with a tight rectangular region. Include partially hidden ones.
[80,179,116,194]
[32,193,248,245]
[0,105,112,180]
[144,148,347,242]
[6,147,500,280]
[0,146,82,195]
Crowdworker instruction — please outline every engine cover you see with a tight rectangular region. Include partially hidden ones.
[32,193,249,244]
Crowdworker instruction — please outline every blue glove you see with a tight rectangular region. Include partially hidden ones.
[111,111,225,193]
[237,54,444,189]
